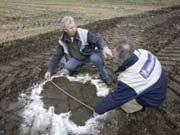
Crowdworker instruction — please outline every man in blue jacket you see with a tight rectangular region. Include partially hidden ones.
[45,16,112,84]
[94,37,167,115]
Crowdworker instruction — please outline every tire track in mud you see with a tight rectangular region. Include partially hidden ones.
[154,36,180,135]
[95,6,180,135]
[157,36,180,96]
[0,5,180,135]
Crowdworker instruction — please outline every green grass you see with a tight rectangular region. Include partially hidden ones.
[0,0,180,43]
[34,0,180,6]
[1,0,179,19]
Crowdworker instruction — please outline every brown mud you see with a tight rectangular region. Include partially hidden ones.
[0,5,180,135]
[42,77,102,126]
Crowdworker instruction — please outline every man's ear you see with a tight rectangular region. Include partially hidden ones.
[121,44,130,50]
[74,23,77,28]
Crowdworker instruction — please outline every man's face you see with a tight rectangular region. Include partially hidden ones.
[64,21,77,37]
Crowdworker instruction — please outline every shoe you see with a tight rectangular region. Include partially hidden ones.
[104,78,112,85]
[69,71,79,76]
[140,106,146,112]
[57,68,69,76]
[99,73,112,85]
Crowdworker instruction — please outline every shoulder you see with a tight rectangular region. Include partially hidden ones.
[77,28,88,34]
[59,32,67,41]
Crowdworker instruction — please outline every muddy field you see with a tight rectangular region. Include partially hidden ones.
[1,0,167,43]
[0,5,180,135]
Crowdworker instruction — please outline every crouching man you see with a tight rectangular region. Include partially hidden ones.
[45,16,112,85]
[94,37,167,115]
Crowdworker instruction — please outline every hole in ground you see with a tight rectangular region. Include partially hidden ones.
[41,76,102,125]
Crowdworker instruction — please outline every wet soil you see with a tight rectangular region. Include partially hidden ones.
[41,77,102,126]
[0,5,180,135]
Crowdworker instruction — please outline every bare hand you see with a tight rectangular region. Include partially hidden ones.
[103,47,113,59]
[93,111,99,117]
[44,71,51,80]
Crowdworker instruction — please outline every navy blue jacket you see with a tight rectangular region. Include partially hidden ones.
[95,49,167,114]
[48,29,107,72]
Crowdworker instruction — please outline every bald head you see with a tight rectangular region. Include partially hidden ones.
[114,36,135,62]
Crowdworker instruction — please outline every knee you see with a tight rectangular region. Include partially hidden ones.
[90,54,103,65]
[64,62,76,71]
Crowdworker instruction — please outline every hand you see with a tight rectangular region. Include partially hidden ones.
[103,47,113,59]
[93,111,99,117]
[44,71,51,80]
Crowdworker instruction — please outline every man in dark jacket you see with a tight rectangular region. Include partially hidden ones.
[45,16,112,84]
[94,37,167,115]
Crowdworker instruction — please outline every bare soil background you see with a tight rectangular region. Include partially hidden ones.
[0,5,180,135]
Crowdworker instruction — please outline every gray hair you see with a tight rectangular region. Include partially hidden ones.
[114,36,135,61]
[61,16,75,29]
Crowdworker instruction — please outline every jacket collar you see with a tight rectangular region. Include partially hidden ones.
[61,30,80,42]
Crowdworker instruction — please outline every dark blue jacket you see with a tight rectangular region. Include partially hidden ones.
[95,49,167,114]
[48,28,107,72]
